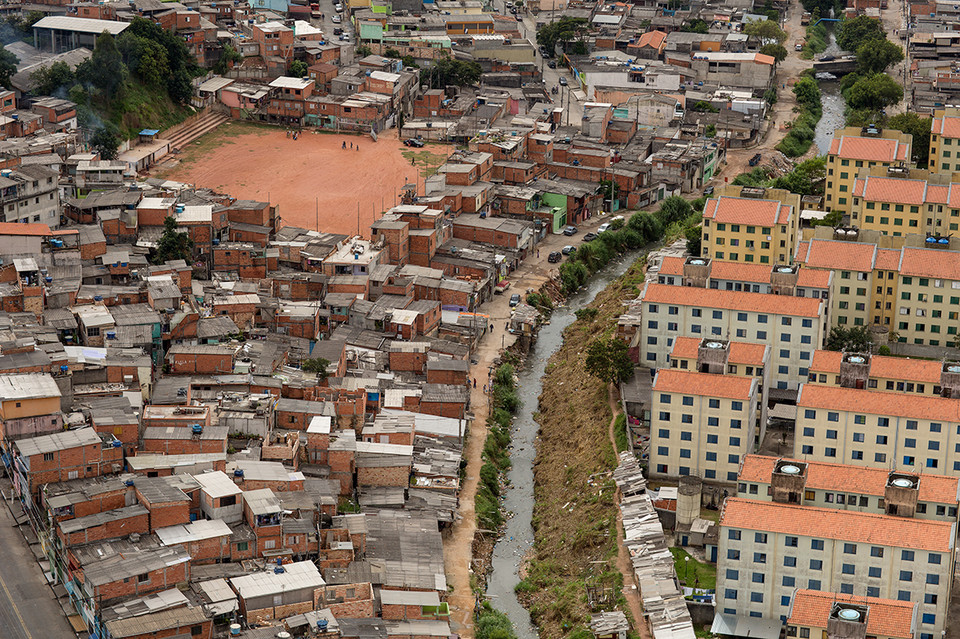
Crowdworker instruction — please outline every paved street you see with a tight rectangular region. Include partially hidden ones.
[0,489,77,639]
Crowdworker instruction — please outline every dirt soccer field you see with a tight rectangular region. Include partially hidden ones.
[159,123,449,237]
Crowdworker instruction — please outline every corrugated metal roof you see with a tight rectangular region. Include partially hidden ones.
[33,16,129,35]
[16,427,98,457]
[229,560,324,599]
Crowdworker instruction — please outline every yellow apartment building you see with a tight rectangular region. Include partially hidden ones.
[850,169,960,237]
[787,590,918,639]
[929,107,960,173]
[650,368,758,483]
[825,126,912,213]
[700,185,801,265]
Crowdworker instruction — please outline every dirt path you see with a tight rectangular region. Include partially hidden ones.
[443,216,618,638]
[606,387,651,639]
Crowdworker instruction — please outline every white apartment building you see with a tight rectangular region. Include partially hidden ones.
[637,283,827,389]
[717,498,955,638]
[650,368,758,484]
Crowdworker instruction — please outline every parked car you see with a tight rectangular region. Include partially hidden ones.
[547,251,562,263]
[597,222,611,233]
[334,2,344,10]
[547,60,557,69]
[333,27,343,34]
[339,34,349,41]
[563,225,578,236]
[558,76,568,86]
[332,14,341,22]
[561,245,577,255]
[703,185,714,195]
[509,294,521,307]
[515,14,522,20]
[582,232,598,242]
[748,153,762,167]
[404,138,425,147]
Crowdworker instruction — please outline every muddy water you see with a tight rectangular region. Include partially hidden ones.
[485,246,648,639]
[814,32,850,155]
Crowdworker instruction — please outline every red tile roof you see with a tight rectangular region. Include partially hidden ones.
[720,497,955,551]
[797,383,960,422]
[899,246,960,281]
[739,454,960,504]
[853,177,866,197]
[659,255,685,276]
[796,267,832,289]
[636,30,667,49]
[653,368,756,399]
[799,239,876,272]
[831,135,910,163]
[787,590,917,639]
[708,260,773,284]
[702,196,792,225]
[874,248,901,271]
[808,350,942,384]
[860,176,927,205]
[641,283,824,317]
[0,222,52,237]
[934,115,960,138]
[669,336,768,366]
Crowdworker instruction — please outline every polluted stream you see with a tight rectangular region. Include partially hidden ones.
[814,31,849,155]
[484,246,648,639]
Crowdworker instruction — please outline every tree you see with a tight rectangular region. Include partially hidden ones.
[887,112,932,166]
[825,326,873,352]
[0,47,18,89]
[213,44,242,75]
[856,39,902,75]
[845,73,902,110]
[536,16,588,53]
[301,357,331,379]
[836,15,885,52]
[289,60,308,77]
[680,19,710,33]
[690,100,719,113]
[90,124,121,160]
[421,58,481,88]
[793,76,821,109]
[809,209,843,227]
[705,124,717,137]
[31,60,74,96]
[356,45,372,57]
[383,47,401,58]
[153,216,194,265]
[117,32,171,87]
[760,43,788,63]
[770,156,826,196]
[655,195,694,226]
[83,31,127,95]
[585,337,634,384]
[685,223,702,256]
[743,18,787,44]
[627,211,663,242]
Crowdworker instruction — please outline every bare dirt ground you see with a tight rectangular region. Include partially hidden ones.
[157,124,448,236]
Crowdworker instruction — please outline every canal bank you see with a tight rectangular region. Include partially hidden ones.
[814,32,849,155]
[483,249,650,639]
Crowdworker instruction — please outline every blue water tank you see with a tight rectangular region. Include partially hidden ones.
[94,295,103,301]
[939,238,949,244]
[274,566,285,574]
[112,440,122,448]
[234,468,244,478]
[191,424,203,435]
[60,365,68,372]
[212,238,220,246]
[926,236,938,243]
[125,479,135,487]
[318,620,329,630]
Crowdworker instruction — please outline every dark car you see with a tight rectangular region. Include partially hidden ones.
[559,76,568,86]
[561,245,577,255]
[703,185,714,196]
[582,232,598,242]
[334,27,343,34]
[404,138,425,147]
[547,251,562,263]
[548,60,557,68]
[509,294,521,307]
[515,14,522,20]
[563,225,577,236]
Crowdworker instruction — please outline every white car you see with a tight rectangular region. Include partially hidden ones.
[597,222,611,233]
[332,14,341,22]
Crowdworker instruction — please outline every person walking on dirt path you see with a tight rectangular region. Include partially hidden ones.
[342,141,346,149]
[350,141,353,149]
[473,378,477,388]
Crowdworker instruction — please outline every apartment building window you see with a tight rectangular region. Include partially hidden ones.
[810,559,822,570]
[726,569,739,580]
[42,453,53,461]
[728,549,740,560]
[729,530,741,540]
[929,553,942,564]
[898,591,911,601]
[754,553,766,563]
[725,589,738,600]
[868,567,881,578]
[900,570,913,581]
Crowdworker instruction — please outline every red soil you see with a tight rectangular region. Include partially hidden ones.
[165,128,434,237]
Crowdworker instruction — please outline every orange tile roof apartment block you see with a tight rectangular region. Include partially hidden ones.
[655,255,831,299]
[736,455,960,522]
[636,282,827,388]
[793,383,960,474]
[825,126,912,213]
[700,186,801,265]
[848,167,960,237]
[716,498,955,636]
[807,349,949,397]
[929,107,960,173]
[650,368,758,483]
[786,590,917,639]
